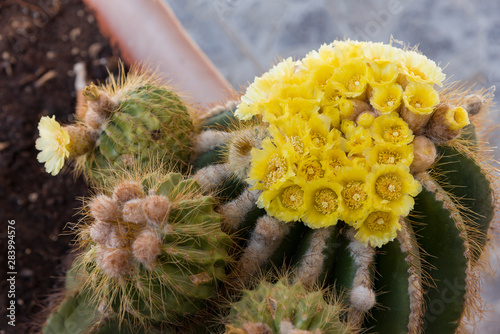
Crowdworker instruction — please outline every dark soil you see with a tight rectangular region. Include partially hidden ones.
[0,1,120,332]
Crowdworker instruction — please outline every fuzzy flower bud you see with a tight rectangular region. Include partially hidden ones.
[122,198,146,225]
[113,181,145,205]
[89,195,121,224]
[99,248,131,278]
[350,285,376,312]
[410,136,437,173]
[132,230,162,269]
[143,195,171,227]
[89,220,113,245]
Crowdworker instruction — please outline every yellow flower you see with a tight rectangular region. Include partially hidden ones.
[331,60,368,98]
[303,115,337,152]
[366,164,421,216]
[236,58,297,120]
[321,148,352,177]
[402,82,440,116]
[443,106,470,131]
[283,98,320,122]
[248,137,296,190]
[332,40,365,62]
[345,126,373,157]
[337,166,371,223]
[354,210,401,247]
[36,116,70,176]
[322,105,341,129]
[303,180,344,228]
[366,62,399,87]
[338,98,356,120]
[362,42,404,64]
[297,155,325,182]
[371,113,414,145]
[369,83,403,114]
[269,119,308,156]
[400,50,446,86]
[258,179,307,222]
[356,112,375,128]
[322,81,346,107]
[366,143,414,166]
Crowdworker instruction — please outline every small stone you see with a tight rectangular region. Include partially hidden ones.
[69,28,81,41]
[28,192,38,202]
[46,51,57,60]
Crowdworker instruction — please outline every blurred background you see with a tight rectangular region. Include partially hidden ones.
[1,0,499,332]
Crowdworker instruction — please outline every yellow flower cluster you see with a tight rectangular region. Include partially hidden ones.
[238,41,445,247]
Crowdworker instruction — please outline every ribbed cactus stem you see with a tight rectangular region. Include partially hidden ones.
[232,216,292,285]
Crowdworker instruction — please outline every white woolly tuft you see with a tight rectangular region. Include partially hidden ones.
[219,188,260,233]
[122,198,146,225]
[194,163,231,190]
[192,130,231,157]
[350,286,376,312]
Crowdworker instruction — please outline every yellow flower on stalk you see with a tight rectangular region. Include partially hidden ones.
[366,164,421,216]
[400,50,446,86]
[443,106,470,131]
[366,62,399,87]
[247,137,296,190]
[321,148,352,177]
[268,119,308,156]
[367,143,414,167]
[258,179,307,222]
[371,113,414,145]
[303,180,344,228]
[337,166,371,223]
[331,60,368,98]
[402,82,440,115]
[354,210,401,247]
[236,58,297,120]
[36,116,70,176]
[370,83,403,114]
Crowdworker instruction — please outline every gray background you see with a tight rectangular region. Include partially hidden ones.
[166,0,500,331]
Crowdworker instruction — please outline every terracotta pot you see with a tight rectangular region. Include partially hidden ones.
[83,0,234,106]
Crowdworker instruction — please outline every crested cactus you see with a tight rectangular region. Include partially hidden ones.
[43,168,232,333]
[35,66,194,185]
[191,41,498,332]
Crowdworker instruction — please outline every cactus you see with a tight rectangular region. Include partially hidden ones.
[191,41,497,332]
[43,167,232,333]
[224,278,354,334]
[35,66,194,185]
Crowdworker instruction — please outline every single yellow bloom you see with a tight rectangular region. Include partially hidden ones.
[269,119,308,156]
[303,180,344,228]
[322,81,346,108]
[366,164,421,216]
[337,166,371,223]
[366,143,414,167]
[362,42,404,64]
[444,106,470,131]
[354,210,401,247]
[366,61,399,87]
[345,126,374,157]
[321,148,353,177]
[370,83,403,114]
[282,97,321,123]
[302,115,337,152]
[356,112,375,128]
[297,155,325,182]
[258,179,307,222]
[332,40,365,62]
[371,113,414,145]
[248,137,296,190]
[400,50,446,86]
[331,60,368,98]
[402,82,440,115]
[36,116,70,176]
[322,105,341,129]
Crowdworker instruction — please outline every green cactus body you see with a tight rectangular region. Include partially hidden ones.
[225,279,353,334]
[44,172,231,333]
[36,70,194,183]
[191,96,495,333]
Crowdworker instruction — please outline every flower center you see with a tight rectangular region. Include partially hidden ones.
[377,150,401,165]
[299,160,324,182]
[287,135,304,155]
[375,173,402,201]
[383,125,406,144]
[347,75,363,92]
[408,67,427,80]
[311,132,326,147]
[342,181,367,210]
[329,158,343,170]
[364,211,392,232]
[263,153,287,188]
[281,185,304,210]
[314,189,339,215]
[410,97,426,109]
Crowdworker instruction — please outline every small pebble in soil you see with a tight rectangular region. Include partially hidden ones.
[28,192,39,202]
